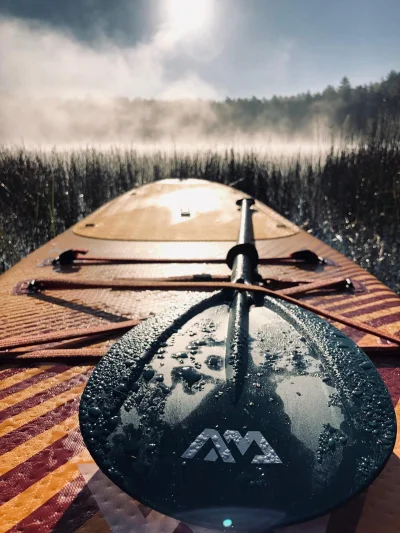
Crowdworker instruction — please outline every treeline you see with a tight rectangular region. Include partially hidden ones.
[217,71,400,137]
[113,70,400,138]
[1,71,400,142]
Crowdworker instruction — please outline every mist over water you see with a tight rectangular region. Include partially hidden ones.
[0,13,220,146]
[0,14,343,151]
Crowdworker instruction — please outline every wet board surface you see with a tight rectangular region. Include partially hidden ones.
[73,179,299,241]
[0,178,399,532]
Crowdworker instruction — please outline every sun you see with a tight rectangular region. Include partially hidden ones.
[165,0,214,36]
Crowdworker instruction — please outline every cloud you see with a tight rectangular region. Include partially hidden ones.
[0,15,221,99]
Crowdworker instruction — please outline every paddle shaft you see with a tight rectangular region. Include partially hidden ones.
[226,198,256,403]
[231,198,256,284]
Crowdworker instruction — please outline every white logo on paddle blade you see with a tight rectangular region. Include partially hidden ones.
[181,429,282,464]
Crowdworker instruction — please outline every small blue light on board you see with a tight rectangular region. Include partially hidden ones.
[223,519,233,528]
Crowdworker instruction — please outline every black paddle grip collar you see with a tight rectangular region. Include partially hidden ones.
[226,243,259,270]
[236,198,255,207]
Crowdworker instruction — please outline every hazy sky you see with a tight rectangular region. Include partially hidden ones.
[0,0,399,99]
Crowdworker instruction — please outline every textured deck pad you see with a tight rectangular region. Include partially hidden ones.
[73,180,298,241]
[0,362,398,533]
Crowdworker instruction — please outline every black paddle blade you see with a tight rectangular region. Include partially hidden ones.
[80,292,396,532]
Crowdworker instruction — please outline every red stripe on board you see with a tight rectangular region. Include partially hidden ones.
[340,312,400,344]
[376,366,400,406]
[341,301,400,319]
[0,398,80,456]
[323,264,366,274]
[328,266,367,277]
[369,314,400,329]
[339,327,367,344]
[7,476,99,533]
[306,288,391,308]
[325,295,399,313]
[0,429,84,505]
[348,275,385,282]
[0,369,90,423]
[0,367,27,382]
[0,365,68,401]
